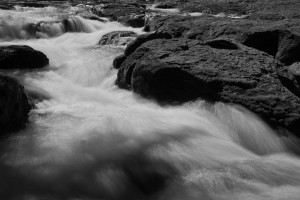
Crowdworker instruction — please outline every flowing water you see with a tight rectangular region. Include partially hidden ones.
[1,6,300,200]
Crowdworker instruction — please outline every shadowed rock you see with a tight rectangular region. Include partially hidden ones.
[113,54,127,69]
[0,74,31,135]
[124,31,172,56]
[145,15,300,65]
[118,14,146,28]
[92,3,145,23]
[0,45,49,70]
[277,62,300,98]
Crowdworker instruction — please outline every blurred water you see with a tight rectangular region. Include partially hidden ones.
[1,6,300,200]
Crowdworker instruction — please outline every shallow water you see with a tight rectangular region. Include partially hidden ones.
[1,6,300,200]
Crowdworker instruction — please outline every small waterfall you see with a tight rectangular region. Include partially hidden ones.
[0,7,108,40]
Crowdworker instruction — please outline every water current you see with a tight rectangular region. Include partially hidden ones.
[1,6,300,200]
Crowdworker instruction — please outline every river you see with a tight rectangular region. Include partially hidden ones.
[1,5,300,200]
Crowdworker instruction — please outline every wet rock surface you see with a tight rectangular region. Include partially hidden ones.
[0,45,49,70]
[92,3,146,27]
[107,0,300,136]
[99,31,137,46]
[0,74,31,135]
[2,0,300,137]
[144,15,300,64]
[116,38,300,136]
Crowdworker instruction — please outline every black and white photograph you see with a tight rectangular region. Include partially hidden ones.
[0,0,300,199]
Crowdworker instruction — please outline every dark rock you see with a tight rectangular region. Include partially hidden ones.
[0,5,14,10]
[99,31,137,46]
[159,0,300,20]
[242,29,300,66]
[155,2,177,9]
[92,3,145,22]
[276,31,300,65]
[277,62,300,98]
[118,15,146,28]
[0,74,31,135]
[146,15,300,65]
[116,38,300,136]
[242,30,281,57]
[204,38,239,50]
[124,31,172,56]
[0,45,49,70]
[113,54,127,69]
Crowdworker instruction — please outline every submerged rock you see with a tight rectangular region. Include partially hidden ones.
[116,38,300,135]
[0,74,31,135]
[0,45,49,70]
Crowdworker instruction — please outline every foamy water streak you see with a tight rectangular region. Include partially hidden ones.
[1,6,300,200]
[0,6,107,40]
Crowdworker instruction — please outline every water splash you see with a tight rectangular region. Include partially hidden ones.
[0,5,300,200]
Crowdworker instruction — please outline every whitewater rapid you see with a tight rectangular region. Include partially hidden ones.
[1,6,300,200]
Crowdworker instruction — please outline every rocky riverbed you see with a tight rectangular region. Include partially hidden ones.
[1,1,300,137]
[1,1,300,199]
[106,0,300,137]
[1,0,300,137]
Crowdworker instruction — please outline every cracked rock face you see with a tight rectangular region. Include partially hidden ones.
[116,38,300,136]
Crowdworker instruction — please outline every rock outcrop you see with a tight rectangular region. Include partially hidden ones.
[0,45,49,70]
[116,38,300,136]
[145,15,300,66]
[99,31,137,46]
[92,3,146,27]
[0,74,31,135]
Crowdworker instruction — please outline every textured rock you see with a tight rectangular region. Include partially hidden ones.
[116,38,300,135]
[0,45,49,69]
[277,62,300,98]
[0,74,31,135]
[99,31,137,46]
[124,31,172,56]
[150,0,300,19]
[118,14,146,28]
[145,15,300,65]
[92,3,145,22]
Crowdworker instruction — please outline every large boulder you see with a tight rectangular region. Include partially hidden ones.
[0,45,49,69]
[116,38,300,135]
[145,16,300,65]
[0,74,31,135]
